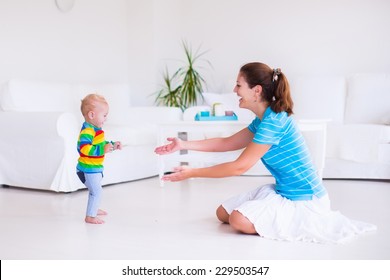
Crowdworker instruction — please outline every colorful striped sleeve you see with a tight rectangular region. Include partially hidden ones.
[78,127,107,157]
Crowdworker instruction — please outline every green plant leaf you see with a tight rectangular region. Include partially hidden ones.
[153,40,211,111]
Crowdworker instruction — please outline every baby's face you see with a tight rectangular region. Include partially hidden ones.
[89,102,109,128]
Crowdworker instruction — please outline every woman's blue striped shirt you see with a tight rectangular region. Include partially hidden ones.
[248,107,327,201]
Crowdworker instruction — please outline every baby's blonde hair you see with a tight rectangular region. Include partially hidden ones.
[80,93,108,117]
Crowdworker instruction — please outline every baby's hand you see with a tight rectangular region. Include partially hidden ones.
[113,141,122,150]
[104,142,114,153]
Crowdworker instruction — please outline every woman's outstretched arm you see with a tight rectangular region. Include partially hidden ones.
[154,127,254,154]
[161,141,271,182]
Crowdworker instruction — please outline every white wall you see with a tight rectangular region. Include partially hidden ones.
[0,0,129,84]
[1,0,389,105]
[126,0,155,105]
[151,0,390,95]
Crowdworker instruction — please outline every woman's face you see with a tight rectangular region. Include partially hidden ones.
[234,74,257,109]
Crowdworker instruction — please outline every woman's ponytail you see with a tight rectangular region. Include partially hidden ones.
[271,69,294,115]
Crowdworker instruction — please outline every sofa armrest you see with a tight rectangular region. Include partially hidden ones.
[334,124,390,163]
[0,111,79,140]
[0,112,80,191]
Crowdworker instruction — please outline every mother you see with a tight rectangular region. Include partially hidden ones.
[155,62,375,243]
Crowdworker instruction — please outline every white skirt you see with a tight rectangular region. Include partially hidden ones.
[222,184,377,244]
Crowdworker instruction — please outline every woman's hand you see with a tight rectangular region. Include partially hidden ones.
[154,137,182,155]
[161,166,192,182]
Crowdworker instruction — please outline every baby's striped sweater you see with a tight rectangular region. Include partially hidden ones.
[76,122,108,173]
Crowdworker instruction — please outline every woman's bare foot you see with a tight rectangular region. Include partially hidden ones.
[85,216,105,224]
[97,209,107,215]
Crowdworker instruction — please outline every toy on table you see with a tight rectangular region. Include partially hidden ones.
[195,103,238,121]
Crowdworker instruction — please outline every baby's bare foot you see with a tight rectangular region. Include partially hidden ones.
[85,216,105,224]
[97,209,107,215]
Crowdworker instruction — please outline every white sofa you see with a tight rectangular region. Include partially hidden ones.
[197,73,390,180]
[0,79,182,192]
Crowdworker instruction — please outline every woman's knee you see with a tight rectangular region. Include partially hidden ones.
[216,205,230,223]
[229,210,257,234]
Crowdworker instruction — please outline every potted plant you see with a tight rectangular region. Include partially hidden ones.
[154,41,211,111]
[154,67,183,109]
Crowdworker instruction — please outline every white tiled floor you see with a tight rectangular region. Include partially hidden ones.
[0,176,389,260]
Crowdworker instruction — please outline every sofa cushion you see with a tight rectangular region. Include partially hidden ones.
[378,144,390,164]
[105,124,157,146]
[0,79,74,112]
[104,106,183,146]
[289,76,346,123]
[338,124,390,163]
[121,106,183,124]
[345,74,390,125]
